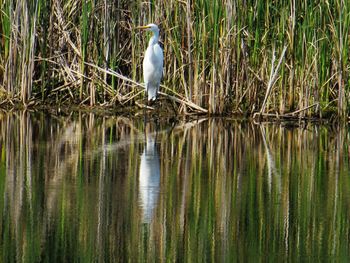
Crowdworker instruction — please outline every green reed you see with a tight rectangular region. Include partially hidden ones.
[0,0,349,117]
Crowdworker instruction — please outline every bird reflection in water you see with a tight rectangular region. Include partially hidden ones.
[139,122,160,224]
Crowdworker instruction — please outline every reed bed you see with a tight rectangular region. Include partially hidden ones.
[0,0,349,117]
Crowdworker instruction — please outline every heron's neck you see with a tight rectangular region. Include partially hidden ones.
[148,31,159,47]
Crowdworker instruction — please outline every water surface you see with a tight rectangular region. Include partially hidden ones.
[0,112,350,262]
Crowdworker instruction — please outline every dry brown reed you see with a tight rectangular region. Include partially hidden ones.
[0,0,349,117]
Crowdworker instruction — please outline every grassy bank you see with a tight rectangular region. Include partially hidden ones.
[0,0,349,117]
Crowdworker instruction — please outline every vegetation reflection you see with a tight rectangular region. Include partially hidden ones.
[0,112,349,262]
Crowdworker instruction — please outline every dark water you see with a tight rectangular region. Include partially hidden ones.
[0,112,350,262]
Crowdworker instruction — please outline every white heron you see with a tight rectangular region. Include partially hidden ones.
[136,23,164,102]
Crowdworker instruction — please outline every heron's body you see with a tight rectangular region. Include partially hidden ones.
[137,24,163,102]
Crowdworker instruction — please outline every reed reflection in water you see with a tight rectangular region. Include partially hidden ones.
[0,112,350,262]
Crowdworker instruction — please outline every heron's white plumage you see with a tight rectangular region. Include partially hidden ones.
[138,23,163,102]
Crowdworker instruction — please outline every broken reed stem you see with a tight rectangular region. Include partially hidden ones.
[84,62,208,113]
[254,103,318,120]
[284,103,318,116]
[260,45,288,114]
[186,0,193,100]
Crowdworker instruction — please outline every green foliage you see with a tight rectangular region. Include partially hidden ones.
[0,0,349,116]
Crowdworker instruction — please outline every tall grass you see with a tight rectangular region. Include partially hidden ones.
[0,0,349,117]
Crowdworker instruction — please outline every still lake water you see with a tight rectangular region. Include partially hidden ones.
[0,111,350,262]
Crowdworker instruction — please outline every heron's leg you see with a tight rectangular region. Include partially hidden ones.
[143,109,148,126]
[144,82,149,101]
[143,83,148,114]
[156,82,160,100]
[170,98,177,115]
[145,82,151,106]
[154,116,160,137]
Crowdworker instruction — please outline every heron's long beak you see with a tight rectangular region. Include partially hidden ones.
[135,25,151,30]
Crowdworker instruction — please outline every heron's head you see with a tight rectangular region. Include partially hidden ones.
[136,23,160,35]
